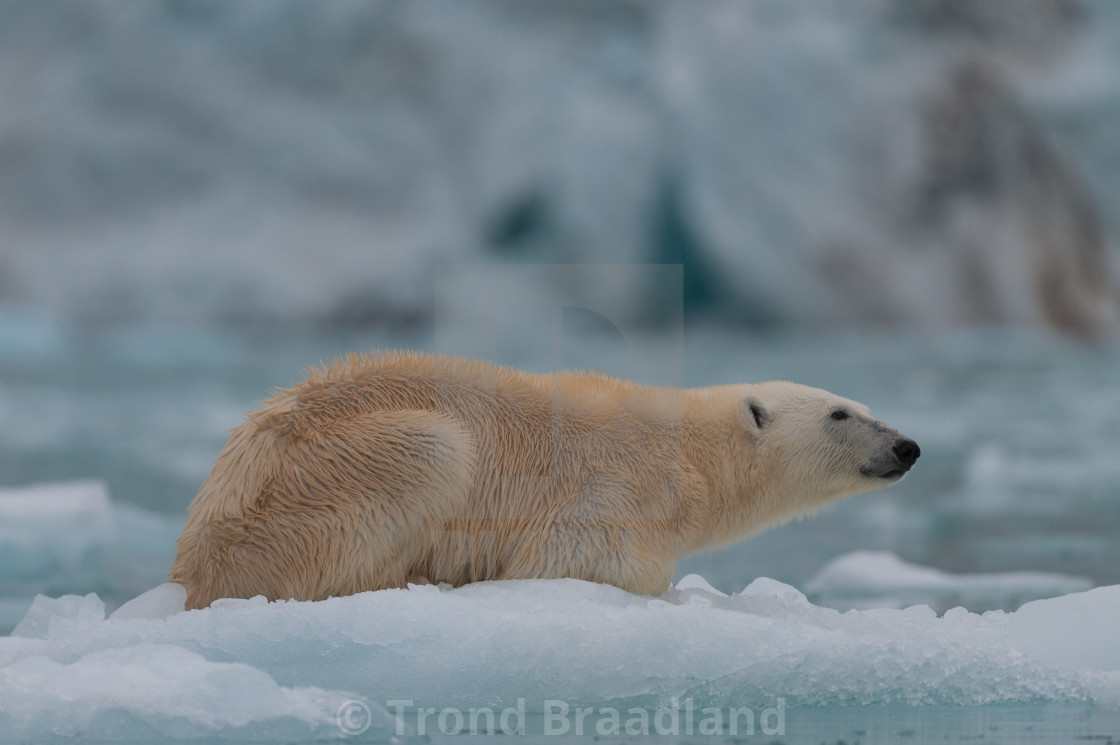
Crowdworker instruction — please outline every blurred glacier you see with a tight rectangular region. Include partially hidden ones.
[1,576,1118,742]
[1,0,1119,330]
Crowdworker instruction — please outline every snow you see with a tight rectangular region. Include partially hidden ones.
[1,573,1118,741]
[806,551,1094,611]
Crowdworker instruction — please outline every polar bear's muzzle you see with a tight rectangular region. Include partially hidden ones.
[861,437,921,481]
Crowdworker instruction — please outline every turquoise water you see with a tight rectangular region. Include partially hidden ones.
[443,706,1120,744]
[13,706,1120,745]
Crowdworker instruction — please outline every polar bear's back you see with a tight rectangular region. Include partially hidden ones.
[169,351,685,608]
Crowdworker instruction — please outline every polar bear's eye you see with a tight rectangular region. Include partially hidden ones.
[830,410,849,421]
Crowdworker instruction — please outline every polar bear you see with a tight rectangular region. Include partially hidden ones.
[169,352,919,609]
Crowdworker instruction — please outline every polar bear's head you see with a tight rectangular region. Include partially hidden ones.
[738,381,919,518]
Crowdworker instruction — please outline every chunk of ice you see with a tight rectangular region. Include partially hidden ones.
[0,644,390,741]
[109,583,187,622]
[1007,585,1120,672]
[4,576,1116,724]
[674,573,727,596]
[741,577,811,605]
[12,593,105,640]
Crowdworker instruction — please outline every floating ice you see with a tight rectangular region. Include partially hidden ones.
[1007,585,1120,674]
[0,481,182,580]
[11,593,105,640]
[1,574,1118,742]
[0,482,114,575]
[0,644,388,741]
[806,550,1093,611]
[0,481,184,634]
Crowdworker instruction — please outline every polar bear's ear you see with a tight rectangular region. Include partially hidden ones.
[740,396,769,431]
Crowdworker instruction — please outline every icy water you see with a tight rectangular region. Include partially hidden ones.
[464,706,1120,745]
[1,319,1119,743]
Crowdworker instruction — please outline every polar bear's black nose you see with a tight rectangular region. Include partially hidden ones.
[892,438,920,469]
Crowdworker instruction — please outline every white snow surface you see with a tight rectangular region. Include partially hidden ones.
[806,551,1094,611]
[2,575,1119,741]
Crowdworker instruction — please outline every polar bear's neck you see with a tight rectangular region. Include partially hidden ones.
[679,388,781,554]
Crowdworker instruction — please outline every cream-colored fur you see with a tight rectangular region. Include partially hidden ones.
[169,351,914,608]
